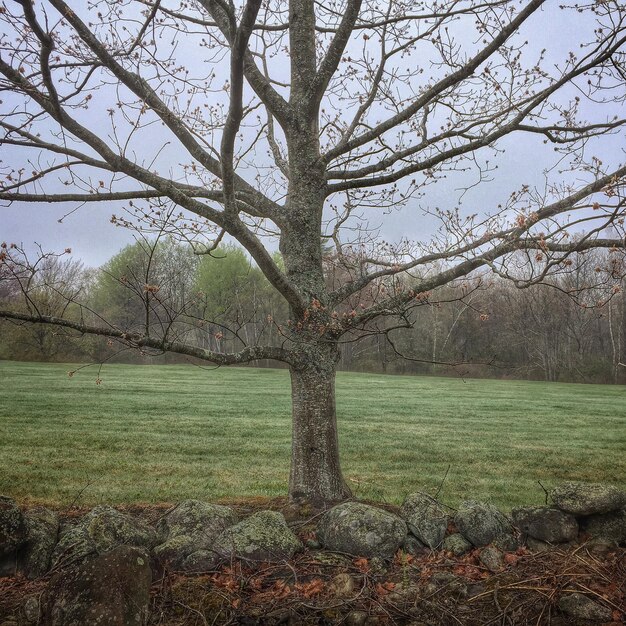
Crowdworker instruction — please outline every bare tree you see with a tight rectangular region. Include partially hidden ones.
[1,0,625,503]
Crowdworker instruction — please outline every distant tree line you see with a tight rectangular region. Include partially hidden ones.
[1,239,624,384]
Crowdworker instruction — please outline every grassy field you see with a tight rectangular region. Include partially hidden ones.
[0,360,624,510]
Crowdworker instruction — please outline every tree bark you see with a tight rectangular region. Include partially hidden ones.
[288,348,352,504]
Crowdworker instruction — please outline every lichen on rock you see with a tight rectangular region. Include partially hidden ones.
[454,501,512,547]
[551,482,626,516]
[400,492,450,549]
[153,500,238,569]
[18,507,59,579]
[213,510,302,562]
[41,545,152,626]
[317,502,407,559]
[0,496,27,555]
[52,505,156,568]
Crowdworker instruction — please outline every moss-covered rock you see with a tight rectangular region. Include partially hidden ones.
[156,500,237,542]
[153,534,199,569]
[213,510,302,562]
[442,533,472,556]
[52,505,157,568]
[84,506,157,552]
[51,526,95,569]
[551,482,626,516]
[18,507,59,579]
[454,501,512,547]
[0,496,27,556]
[317,502,407,559]
[154,500,237,569]
[400,493,449,549]
[41,545,152,626]
[181,549,221,573]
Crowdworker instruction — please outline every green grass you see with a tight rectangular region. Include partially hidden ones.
[0,361,624,510]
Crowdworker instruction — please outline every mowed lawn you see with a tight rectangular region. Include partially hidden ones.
[0,361,624,510]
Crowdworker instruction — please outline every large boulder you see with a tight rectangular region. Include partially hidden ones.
[317,502,407,559]
[454,501,512,547]
[511,506,578,544]
[41,545,152,626]
[551,482,626,516]
[19,507,59,579]
[154,500,237,569]
[580,508,626,545]
[52,506,157,568]
[400,493,449,549]
[0,496,27,556]
[212,511,302,562]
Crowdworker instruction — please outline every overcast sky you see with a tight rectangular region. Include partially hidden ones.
[2,2,623,268]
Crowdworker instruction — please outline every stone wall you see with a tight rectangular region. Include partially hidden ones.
[0,482,624,625]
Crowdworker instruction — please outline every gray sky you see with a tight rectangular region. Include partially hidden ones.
[1,2,623,268]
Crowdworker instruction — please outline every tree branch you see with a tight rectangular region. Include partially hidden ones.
[308,0,363,110]
[323,0,545,163]
[0,309,292,365]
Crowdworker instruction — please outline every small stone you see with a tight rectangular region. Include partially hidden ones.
[23,597,39,623]
[512,506,578,543]
[345,611,368,626]
[442,533,472,556]
[329,573,355,597]
[557,592,612,622]
[551,482,626,516]
[305,538,321,550]
[479,545,504,572]
[454,501,512,547]
[181,549,220,573]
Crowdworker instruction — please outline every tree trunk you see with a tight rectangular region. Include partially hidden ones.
[288,352,352,504]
